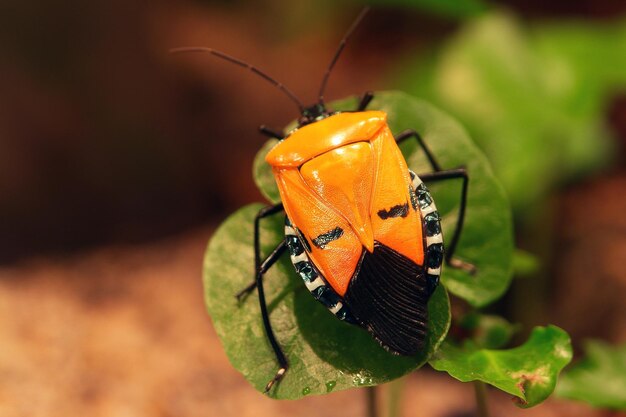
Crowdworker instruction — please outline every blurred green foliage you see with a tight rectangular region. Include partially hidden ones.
[512,249,540,277]
[557,341,626,410]
[365,0,489,18]
[397,11,625,210]
[459,312,520,349]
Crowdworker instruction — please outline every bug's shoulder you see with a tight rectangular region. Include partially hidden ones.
[265,110,388,168]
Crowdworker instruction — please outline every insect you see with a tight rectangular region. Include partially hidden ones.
[172,7,475,393]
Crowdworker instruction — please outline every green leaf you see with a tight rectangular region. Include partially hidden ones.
[255,91,514,307]
[459,312,519,349]
[364,0,489,18]
[556,340,626,410]
[430,325,573,408]
[253,139,282,204]
[204,204,450,399]
[399,12,619,210]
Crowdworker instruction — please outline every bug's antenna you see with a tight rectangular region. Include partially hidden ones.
[170,47,305,112]
[318,7,370,107]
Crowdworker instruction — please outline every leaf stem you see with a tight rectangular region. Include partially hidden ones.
[387,378,405,417]
[366,386,378,417]
[474,381,490,417]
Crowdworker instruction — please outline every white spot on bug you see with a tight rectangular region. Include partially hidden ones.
[421,205,436,216]
[329,301,343,314]
[410,170,423,187]
[426,234,443,245]
[428,267,441,275]
[304,278,324,292]
[291,253,307,263]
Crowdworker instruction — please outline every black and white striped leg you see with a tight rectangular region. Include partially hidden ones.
[357,91,374,111]
[395,130,442,172]
[259,125,285,140]
[419,168,476,275]
[256,240,290,393]
[235,203,285,302]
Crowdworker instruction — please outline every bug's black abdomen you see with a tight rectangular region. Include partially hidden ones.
[344,242,429,355]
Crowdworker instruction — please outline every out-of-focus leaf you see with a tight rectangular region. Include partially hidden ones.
[255,91,514,307]
[364,0,489,18]
[459,312,519,349]
[399,12,620,210]
[431,325,573,408]
[204,204,450,399]
[557,340,626,410]
[529,19,626,182]
[512,249,540,277]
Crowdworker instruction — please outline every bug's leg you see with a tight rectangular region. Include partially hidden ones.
[235,203,285,302]
[419,168,476,274]
[236,242,285,302]
[259,125,285,140]
[237,202,290,392]
[356,91,374,111]
[256,240,290,393]
[395,130,442,172]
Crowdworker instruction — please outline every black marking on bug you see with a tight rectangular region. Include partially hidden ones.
[377,203,409,220]
[424,212,442,237]
[312,226,344,249]
[286,235,304,256]
[312,286,340,309]
[294,261,318,282]
[426,274,440,297]
[416,183,433,209]
[336,305,358,324]
[344,242,429,355]
[426,243,444,269]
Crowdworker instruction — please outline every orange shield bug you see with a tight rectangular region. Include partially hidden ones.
[172,7,475,393]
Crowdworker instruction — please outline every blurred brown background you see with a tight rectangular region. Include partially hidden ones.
[0,1,625,416]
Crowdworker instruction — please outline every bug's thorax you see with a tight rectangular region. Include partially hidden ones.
[265,111,387,168]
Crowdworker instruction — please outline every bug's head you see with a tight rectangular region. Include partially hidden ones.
[298,103,334,127]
